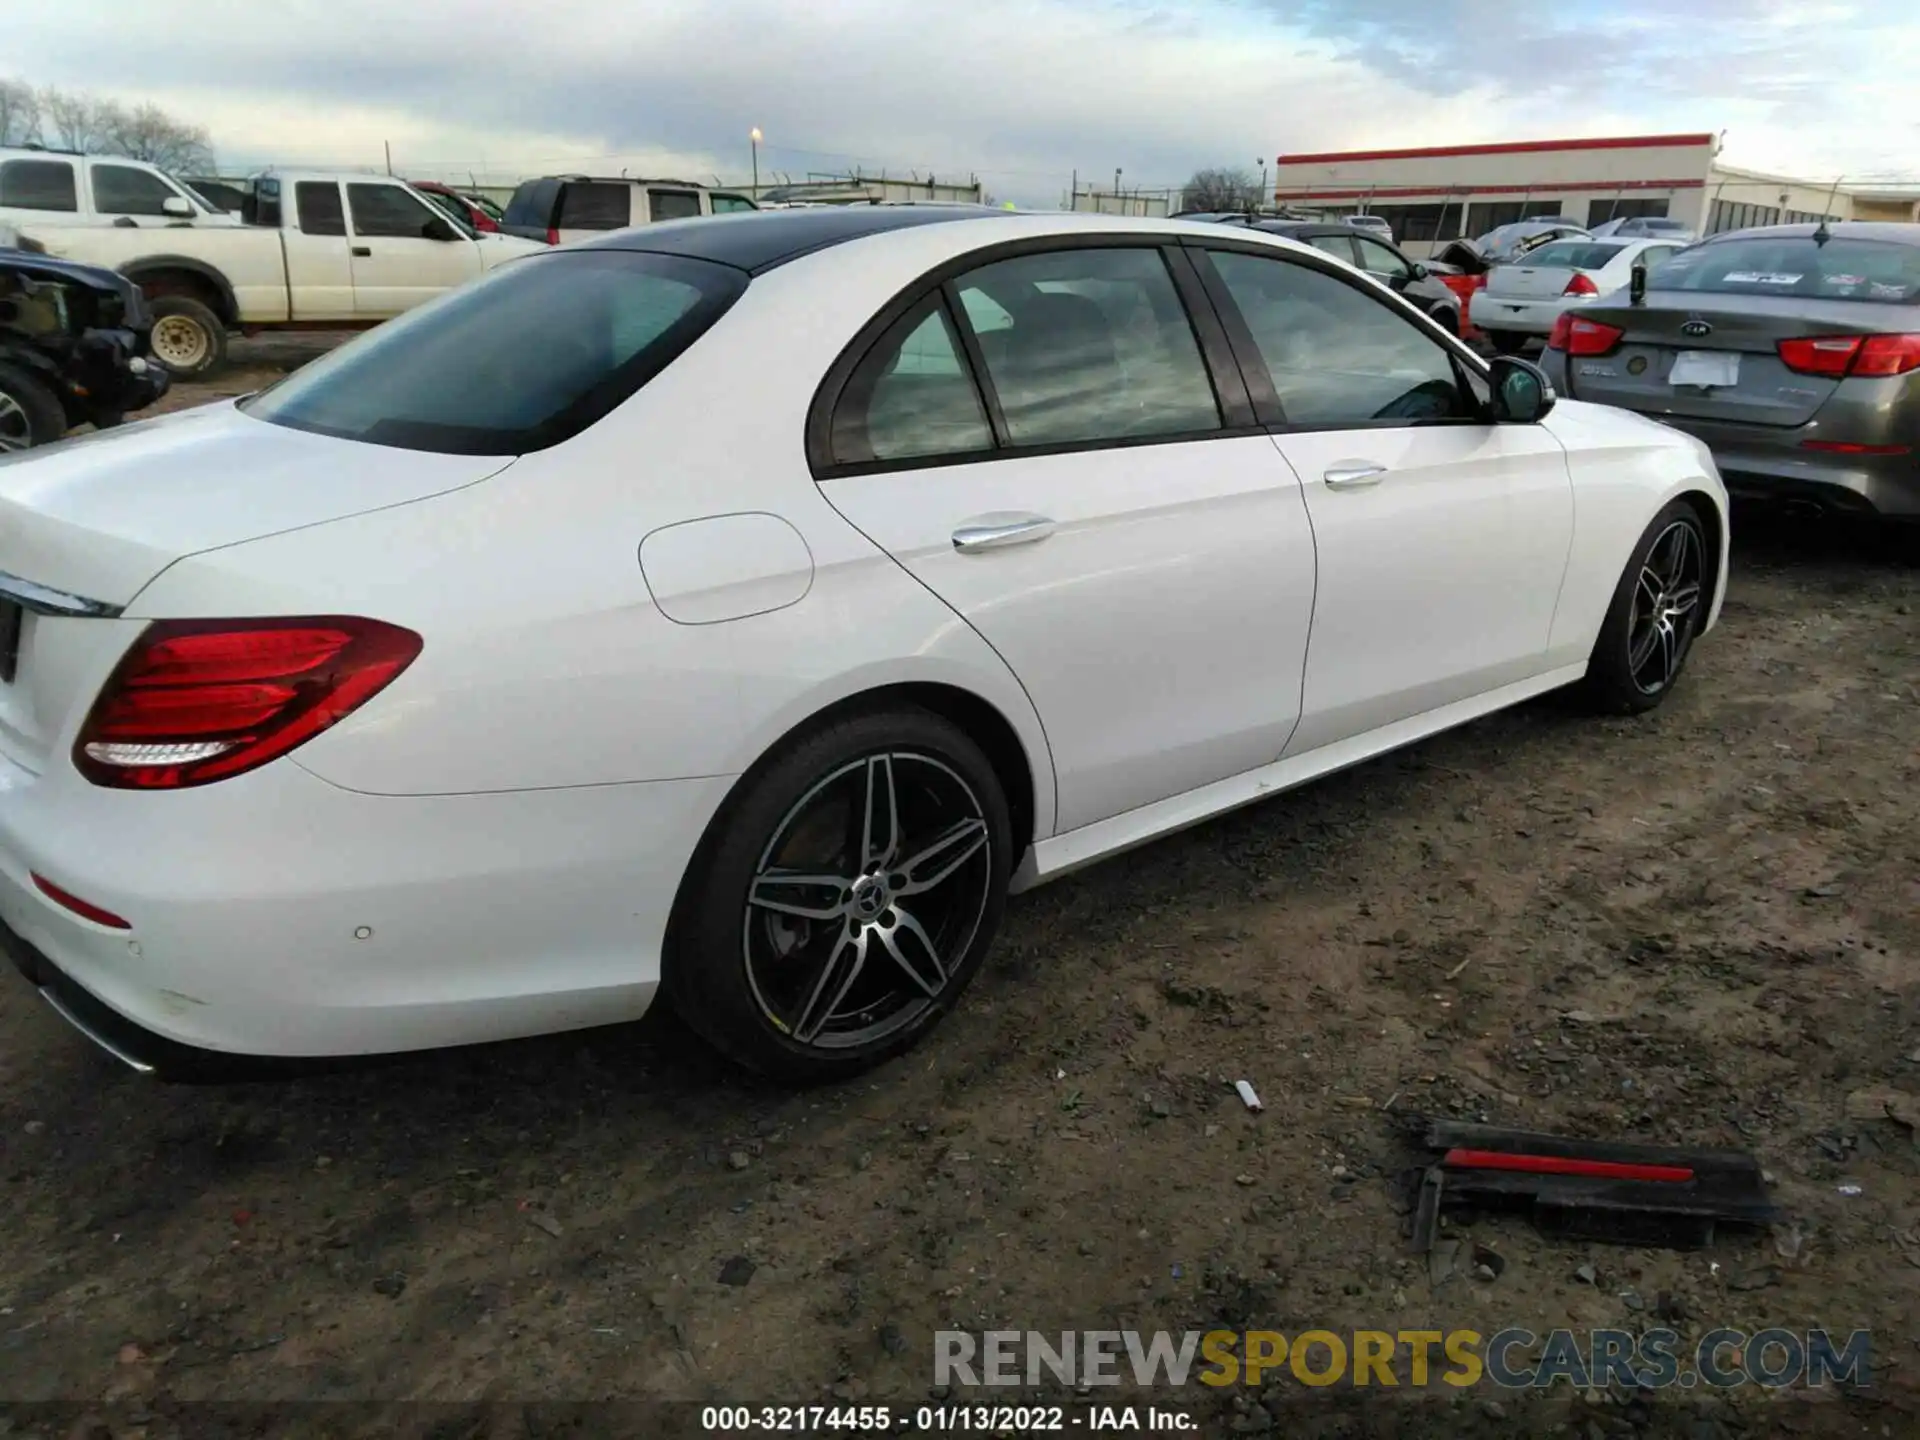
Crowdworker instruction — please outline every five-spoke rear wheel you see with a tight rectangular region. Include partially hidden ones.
[1580,500,1711,714]
[668,707,1011,1080]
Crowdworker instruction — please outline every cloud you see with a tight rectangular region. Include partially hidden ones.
[9,0,1916,203]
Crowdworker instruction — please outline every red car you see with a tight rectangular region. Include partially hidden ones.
[410,180,500,233]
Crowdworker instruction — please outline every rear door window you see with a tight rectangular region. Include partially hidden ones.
[241,250,747,454]
[649,190,703,222]
[557,183,631,230]
[296,181,347,236]
[953,247,1221,448]
[1651,236,1920,303]
[709,194,756,214]
[829,296,994,464]
[0,159,77,212]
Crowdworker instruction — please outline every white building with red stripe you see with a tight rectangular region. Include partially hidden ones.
[1272,134,1864,256]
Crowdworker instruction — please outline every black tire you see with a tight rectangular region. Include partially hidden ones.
[1428,305,1460,336]
[146,294,227,377]
[1578,500,1710,714]
[665,706,1012,1083]
[0,362,66,452]
[1488,329,1528,355]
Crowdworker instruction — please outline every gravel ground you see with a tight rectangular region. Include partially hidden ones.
[3,352,1917,1437]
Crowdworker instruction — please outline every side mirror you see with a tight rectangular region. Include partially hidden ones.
[161,195,194,219]
[1490,356,1556,424]
[423,216,459,242]
[1411,262,1429,280]
[1629,262,1648,307]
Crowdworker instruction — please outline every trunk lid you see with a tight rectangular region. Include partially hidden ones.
[1486,263,1580,299]
[0,402,510,774]
[1558,293,1892,427]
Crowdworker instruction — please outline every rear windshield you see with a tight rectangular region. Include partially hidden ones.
[242,250,747,454]
[502,178,559,228]
[1516,241,1626,270]
[1651,237,1920,303]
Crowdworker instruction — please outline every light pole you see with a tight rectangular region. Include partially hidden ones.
[1257,159,1267,213]
[750,127,762,198]
[1114,167,1123,215]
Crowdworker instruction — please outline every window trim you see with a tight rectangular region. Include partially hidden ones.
[0,157,79,213]
[807,233,1264,481]
[345,180,445,240]
[88,160,186,218]
[1184,238,1495,433]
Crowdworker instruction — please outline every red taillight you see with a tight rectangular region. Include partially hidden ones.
[32,873,131,929]
[1778,333,1920,378]
[1562,272,1599,297]
[74,617,422,790]
[1547,313,1624,356]
[545,227,560,245]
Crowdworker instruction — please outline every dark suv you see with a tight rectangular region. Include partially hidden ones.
[1,242,168,451]
[1241,220,1465,333]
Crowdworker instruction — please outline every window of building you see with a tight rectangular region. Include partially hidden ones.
[1364,203,1462,243]
[0,158,77,212]
[1205,249,1473,428]
[1584,197,1669,227]
[1466,202,1530,238]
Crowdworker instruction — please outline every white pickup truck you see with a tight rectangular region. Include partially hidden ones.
[20,171,545,375]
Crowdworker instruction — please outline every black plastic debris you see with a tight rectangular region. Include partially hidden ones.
[1407,1120,1777,1251]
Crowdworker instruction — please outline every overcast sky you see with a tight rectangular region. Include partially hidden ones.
[12,0,1918,201]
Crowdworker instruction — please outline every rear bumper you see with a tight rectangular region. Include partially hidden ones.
[0,747,732,1068]
[1470,293,1588,336]
[1632,416,1920,518]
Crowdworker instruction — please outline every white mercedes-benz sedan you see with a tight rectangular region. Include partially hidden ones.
[0,208,1727,1081]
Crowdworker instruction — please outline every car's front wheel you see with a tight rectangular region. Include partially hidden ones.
[667,706,1012,1082]
[1579,500,1710,714]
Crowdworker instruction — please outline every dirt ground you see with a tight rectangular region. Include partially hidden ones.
[2,354,1917,1437]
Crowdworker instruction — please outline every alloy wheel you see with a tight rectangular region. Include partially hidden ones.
[1627,518,1704,694]
[742,751,992,1049]
[0,390,29,452]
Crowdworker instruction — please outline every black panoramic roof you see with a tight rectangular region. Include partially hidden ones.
[578,204,1001,274]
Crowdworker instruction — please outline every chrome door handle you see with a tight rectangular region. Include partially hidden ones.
[952,515,1056,552]
[1323,463,1388,490]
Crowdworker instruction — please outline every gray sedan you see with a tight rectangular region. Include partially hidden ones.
[1540,222,1920,519]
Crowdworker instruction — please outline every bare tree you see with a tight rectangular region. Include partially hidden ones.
[39,87,110,152]
[0,78,41,147]
[28,85,211,171]
[104,100,212,172]
[1180,166,1260,214]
